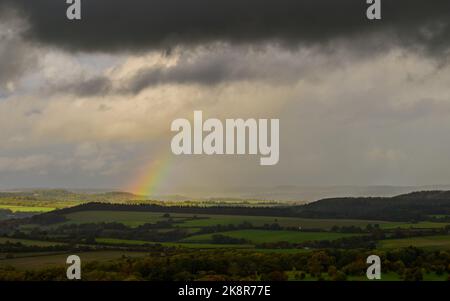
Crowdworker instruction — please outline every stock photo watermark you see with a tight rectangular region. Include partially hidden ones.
[66,255,81,280]
[170,111,280,166]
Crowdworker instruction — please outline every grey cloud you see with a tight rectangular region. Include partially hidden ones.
[122,49,283,94]
[52,76,112,97]
[48,46,337,96]
[0,21,38,92]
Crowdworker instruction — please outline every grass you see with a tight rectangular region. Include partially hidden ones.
[422,272,450,281]
[65,210,397,229]
[380,222,449,229]
[63,210,450,232]
[64,211,195,227]
[180,215,393,229]
[379,235,450,250]
[96,238,153,245]
[95,238,253,249]
[249,248,311,254]
[158,242,253,249]
[0,251,64,260]
[183,229,359,244]
[427,215,449,218]
[0,205,55,213]
[0,251,148,270]
[0,237,64,247]
[346,272,403,281]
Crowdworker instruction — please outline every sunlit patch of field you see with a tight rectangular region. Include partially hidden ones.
[0,205,55,213]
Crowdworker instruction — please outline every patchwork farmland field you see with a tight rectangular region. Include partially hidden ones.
[379,235,450,250]
[0,251,148,271]
[95,238,253,249]
[63,210,395,229]
[62,210,449,230]
[0,237,64,247]
[64,211,195,227]
[183,230,360,244]
[179,215,391,228]
[0,205,55,213]
[379,222,450,229]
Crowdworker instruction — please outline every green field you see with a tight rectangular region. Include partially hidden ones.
[64,210,396,229]
[96,238,154,245]
[64,211,198,227]
[0,251,148,270]
[427,215,450,218]
[180,215,392,229]
[248,248,311,254]
[183,229,359,244]
[379,235,450,250]
[0,237,64,247]
[96,238,253,249]
[63,210,450,232]
[380,222,449,229]
[0,205,55,213]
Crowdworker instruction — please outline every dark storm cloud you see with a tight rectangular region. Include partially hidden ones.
[0,0,449,54]
[0,37,30,88]
[126,56,249,92]
[48,58,260,97]
[0,13,37,91]
[53,76,112,97]
[47,46,326,97]
[122,49,300,94]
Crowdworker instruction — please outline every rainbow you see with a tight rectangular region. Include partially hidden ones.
[127,149,173,198]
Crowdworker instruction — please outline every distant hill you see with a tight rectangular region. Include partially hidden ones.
[295,191,450,221]
[30,190,450,223]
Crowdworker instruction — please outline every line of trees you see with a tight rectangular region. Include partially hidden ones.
[0,247,448,281]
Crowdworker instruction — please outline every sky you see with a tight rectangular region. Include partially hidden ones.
[0,1,450,195]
